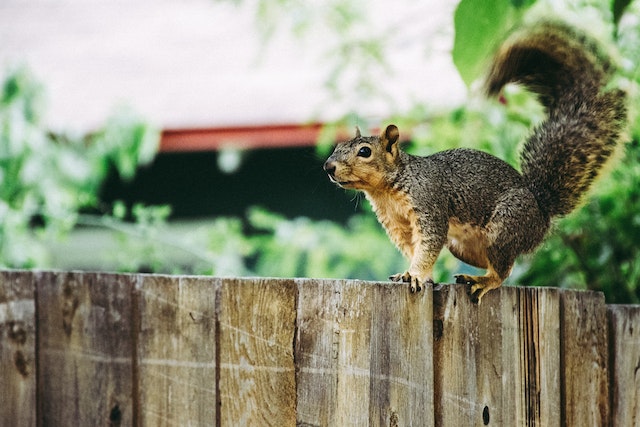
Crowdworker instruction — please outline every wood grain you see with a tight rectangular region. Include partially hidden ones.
[295,279,372,426]
[135,274,218,426]
[560,289,609,426]
[217,277,296,426]
[295,279,434,427]
[433,285,563,426]
[433,283,501,426]
[36,271,135,426]
[608,304,640,426]
[0,270,36,427]
[514,286,561,427]
[368,280,434,427]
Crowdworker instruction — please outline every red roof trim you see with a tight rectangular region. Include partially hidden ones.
[160,123,328,152]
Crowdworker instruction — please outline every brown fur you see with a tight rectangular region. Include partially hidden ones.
[446,218,490,269]
[365,188,419,260]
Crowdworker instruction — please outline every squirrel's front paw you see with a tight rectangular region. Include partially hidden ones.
[389,271,433,293]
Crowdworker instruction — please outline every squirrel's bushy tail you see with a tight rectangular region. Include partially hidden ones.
[486,21,627,217]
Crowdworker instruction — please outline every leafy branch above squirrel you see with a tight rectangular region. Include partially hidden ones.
[323,21,628,302]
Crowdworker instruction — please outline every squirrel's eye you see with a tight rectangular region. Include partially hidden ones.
[357,146,372,158]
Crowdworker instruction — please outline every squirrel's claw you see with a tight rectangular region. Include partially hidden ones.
[455,274,483,302]
[390,272,433,293]
[389,272,405,282]
[410,277,421,293]
[455,273,502,304]
[454,274,473,285]
[455,274,481,303]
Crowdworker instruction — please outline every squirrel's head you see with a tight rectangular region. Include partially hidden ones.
[323,124,401,191]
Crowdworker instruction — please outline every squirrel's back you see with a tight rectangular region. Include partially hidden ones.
[486,21,627,217]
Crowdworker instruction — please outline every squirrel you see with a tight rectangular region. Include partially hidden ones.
[323,21,628,302]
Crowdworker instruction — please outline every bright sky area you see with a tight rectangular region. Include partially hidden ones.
[0,0,466,132]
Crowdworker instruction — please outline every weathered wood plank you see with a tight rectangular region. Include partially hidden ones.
[368,281,434,427]
[36,272,135,426]
[560,290,609,426]
[498,287,520,425]
[135,275,218,426]
[433,284,504,426]
[433,285,562,426]
[514,287,561,427]
[295,279,433,427]
[608,304,640,426]
[295,278,346,426]
[0,270,36,427]
[217,278,296,426]
[295,279,374,426]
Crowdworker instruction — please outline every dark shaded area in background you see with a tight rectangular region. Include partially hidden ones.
[100,147,359,222]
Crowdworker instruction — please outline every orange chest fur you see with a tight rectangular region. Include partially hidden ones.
[364,188,421,259]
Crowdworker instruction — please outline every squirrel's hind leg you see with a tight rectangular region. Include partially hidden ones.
[455,245,514,303]
[457,187,549,303]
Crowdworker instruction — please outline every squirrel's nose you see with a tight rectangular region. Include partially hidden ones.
[323,160,336,176]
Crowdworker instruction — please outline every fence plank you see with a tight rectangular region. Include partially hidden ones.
[36,272,135,426]
[433,284,506,426]
[295,278,348,426]
[500,286,560,427]
[135,275,218,426]
[295,279,434,427]
[433,285,562,426]
[608,305,640,426]
[368,281,434,427]
[0,270,36,427]
[560,290,609,426]
[515,287,562,427]
[217,278,296,426]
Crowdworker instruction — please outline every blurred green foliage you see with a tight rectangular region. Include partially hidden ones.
[0,69,160,267]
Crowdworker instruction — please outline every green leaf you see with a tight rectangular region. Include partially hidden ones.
[612,0,633,26]
[453,0,535,87]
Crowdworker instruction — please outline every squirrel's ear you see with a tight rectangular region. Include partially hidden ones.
[355,126,361,138]
[381,124,399,153]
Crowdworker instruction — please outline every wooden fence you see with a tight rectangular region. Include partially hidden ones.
[0,270,639,426]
